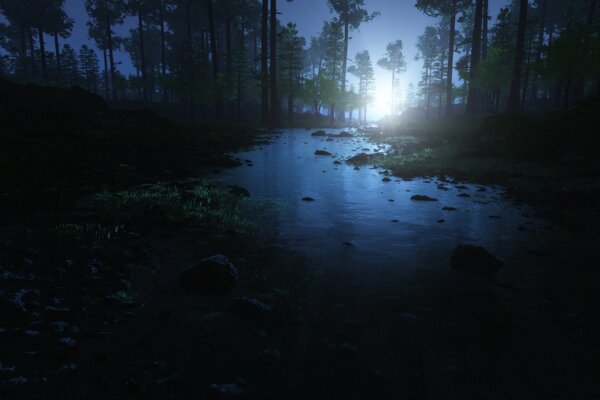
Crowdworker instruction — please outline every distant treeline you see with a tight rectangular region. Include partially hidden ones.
[0,0,598,125]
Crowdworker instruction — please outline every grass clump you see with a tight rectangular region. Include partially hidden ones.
[74,181,251,236]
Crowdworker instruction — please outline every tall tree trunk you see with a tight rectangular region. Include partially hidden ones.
[466,0,483,115]
[37,28,47,79]
[288,30,294,125]
[426,66,431,120]
[260,0,269,125]
[446,0,457,117]
[138,9,148,102]
[330,26,338,125]
[340,17,349,122]
[28,28,36,77]
[506,0,528,114]
[574,0,597,100]
[482,0,489,59]
[521,28,535,108]
[106,17,117,101]
[226,18,235,117]
[18,24,28,79]
[237,24,245,122]
[186,0,194,119]
[531,0,548,103]
[391,68,395,116]
[159,2,168,102]
[269,0,279,127]
[207,0,221,119]
[54,33,61,80]
[102,41,109,99]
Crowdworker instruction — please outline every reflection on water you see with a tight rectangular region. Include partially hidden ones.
[213,129,538,277]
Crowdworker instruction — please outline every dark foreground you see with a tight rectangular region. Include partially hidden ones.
[1,81,599,399]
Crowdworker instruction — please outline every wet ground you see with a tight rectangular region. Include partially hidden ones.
[205,129,596,399]
[2,127,599,399]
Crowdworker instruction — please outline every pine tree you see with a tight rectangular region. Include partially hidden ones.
[378,40,407,117]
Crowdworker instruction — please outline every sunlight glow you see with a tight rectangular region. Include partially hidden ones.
[372,86,393,119]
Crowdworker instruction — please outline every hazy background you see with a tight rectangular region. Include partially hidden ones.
[55,0,509,118]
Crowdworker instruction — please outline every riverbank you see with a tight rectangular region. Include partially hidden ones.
[361,102,600,232]
[0,81,308,398]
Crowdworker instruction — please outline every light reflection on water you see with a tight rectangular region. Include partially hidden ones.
[213,129,538,277]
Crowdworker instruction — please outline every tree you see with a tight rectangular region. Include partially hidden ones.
[506,0,529,114]
[415,27,439,119]
[279,22,306,124]
[321,18,344,123]
[126,0,152,102]
[61,43,80,86]
[415,0,471,116]
[85,0,125,100]
[269,0,279,127]
[348,50,374,122]
[79,44,100,93]
[46,1,73,81]
[327,0,378,121]
[466,0,484,115]
[206,0,222,119]
[260,0,269,125]
[378,40,407,117]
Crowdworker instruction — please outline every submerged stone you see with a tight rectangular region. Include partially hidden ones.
[410,195,438,202]
[450,245,504,276]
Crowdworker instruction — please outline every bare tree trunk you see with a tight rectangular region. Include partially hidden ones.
[28,28,36,77]
[207,0,222,119]
[260,0,269,125]
[54,33,61,80]
[269,0,279,127]
[506,0,528,114]
[37,28,47,80]
[160,2,168,102]
[482,0,489,59]
[237,24,245,122]
[106,17,117,101]
[138,9,148,102]
[186,0,194,119]
[466,0,483,115]
[521,28,535,108]
[340,17,349,122]
[288,29,294,125]
[446,0,457,117]
[19,24,28,79]
[102,41,109,99]
[531,0,548,104]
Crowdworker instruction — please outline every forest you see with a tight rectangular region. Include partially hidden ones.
[0,0,598,123]
[0,0,599,399]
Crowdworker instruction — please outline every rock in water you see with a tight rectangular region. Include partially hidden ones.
[410,195,438,202]
[311,130,327,136]
[450,245,504,276]
[315,150,332,156]
[179,254,238,294]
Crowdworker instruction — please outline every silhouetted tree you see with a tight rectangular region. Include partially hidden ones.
[328,0,378,121]
[506,0,528,114]
[348,50,374,122]
[378,40,407,117]
[415,0,471,116]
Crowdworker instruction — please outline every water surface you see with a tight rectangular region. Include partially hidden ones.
[214,128,539,283]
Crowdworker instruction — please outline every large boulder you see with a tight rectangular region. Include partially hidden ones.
[450,245,503,276]
[311,130,327,136]
[179,254,238,294]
